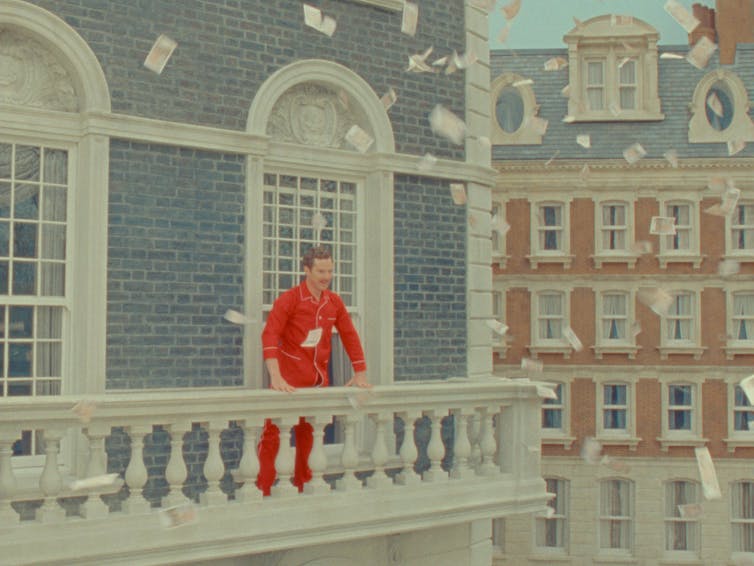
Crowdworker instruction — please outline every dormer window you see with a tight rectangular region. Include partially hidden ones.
[490,73,544,145]
[689,69,754,143]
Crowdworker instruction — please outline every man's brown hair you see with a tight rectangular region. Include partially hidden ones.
[302,245,332,269]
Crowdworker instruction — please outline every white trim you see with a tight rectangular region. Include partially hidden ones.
[490,73,543,145]
[657,197,702,269]
[657,378,707,451]
[688,69,754,144]
[592,198,638,269]
[723,285,754,360]
[724,197,754,261]
[540,379,575,448]
[593,376,640,450]
[529,288,572,359]
[528,199,573,269]
[593,288,639,360]
[658,288,705,361]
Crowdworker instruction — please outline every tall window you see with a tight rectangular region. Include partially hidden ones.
[665,203,692,251]
[542,383,564,431]
[600,479,633,551]
[538,204,563,251]
[732,481,754,552]
[732,293,754,341]
[666,292,694,342]
[603,384,628,431]
[601,292,628,341]
[618,59,637,110]
[536,478,568,550]
[734,385,754,432]
[586,60,605,110]
[601,203,627,251]
[491,201,504,256]
[538,292,564,340]
[665,480,700,553]
[1,143,68,457]
[668,384,693,431]
[732,203,754,251]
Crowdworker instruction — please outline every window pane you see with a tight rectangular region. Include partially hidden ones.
[495,86,525,134]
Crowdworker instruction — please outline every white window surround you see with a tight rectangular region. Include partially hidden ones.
[541,379,576,448]
[724,285,754,360]
[725,199,754,261]
[724,377,754,452]
[527,198,574,269]
[491,288,508,360]
[688,69,754,144]
[593,288,640,360]
[563,15,663,123]
[731,481,754,555]
[532,477,569,555]
[491,199,509,269]
[593,376,640,450]
[529,288,573,359]
[657,197,703,269]
[598,478,635,557]
[663,479,701,559]
[490,73,544,145]
[592,198,638,269]
[657,377,707,451]
[246,59,396,387]
[658,289,705,361]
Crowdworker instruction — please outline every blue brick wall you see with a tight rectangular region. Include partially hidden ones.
[394,175,467,380]
[107,141,245,389]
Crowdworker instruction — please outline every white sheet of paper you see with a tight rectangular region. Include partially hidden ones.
[740,374,754,406]
[71,399,97,424]
[664,149,679,168]
[695,446,722,500]
[223,309,254,325]
[660,52,685,60]
[678,503,703,519]
[544,57,568,71]
[345,125,374,153]
[69,473,119,491]
[581,437,601,465]
[380,87,397,111]
[501,0,522,20]
[664,0,701,33]
[718,259,740,276]
[577,134,591,149]
[485,319,508,336]
[429,104,466,145]
[521,357,543,373]
[563,327,583,352]
[686,36,717,69]
[450,183,467,205]
[311,212,328,230]
[536,384,558,400]
[650,216,677,235]
[301,327,323,348]
[706,92,724,117]
[623,143,647,165]
[417,153,438,171]
[728,139,746,156]
[144,35,178,74]
[401,2,418,36]
[638,287,673,316]
[513,79,533,87]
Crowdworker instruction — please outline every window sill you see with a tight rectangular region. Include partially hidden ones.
[528,554,571,563]
[593,345,640,360]
[592,554,638,565]
[528,345,572,359]
[492,253,509,270]
[568,110,664,123]
[723,253,754,263]
[657,558,703,566]
[657,436,709,452]
[596,435,641,450]
[591,254,638,269]
[657,346,706,361]
[723,436,754,453]
[542,435,577,449]
[526,254,574,270]
[657,254,704,269]
[723,345,754,360]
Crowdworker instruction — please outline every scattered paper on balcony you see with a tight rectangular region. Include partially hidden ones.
[694,446,722,500]
[601,455,631,473]
[545,150,560,167]
[69,473,119,491]
[513,79,534,87]
[581,436,601,464]
[637,287,673,316]
[486,319,508,336]
[623,143,647,165]
[301,327,323,348]
[303,4,336,37]
[406,46,434,73]
[577,134,591,149]
[160,503,199,529]
[686,36,717,69]
[544,57,568,71]
[728,139,746,156]
[401,1,418,36]
[706,92,724,117]
[664,0,701,33]
[71,399,97,424]
[630,240,653,255]
[563,327,583,352]
[345,125,374,153]
[501,0,521,20]
[678,503,703,519]
[649,216,676,235]
[660,52,685,60]
[429,105,466,145]
[521,357,543,373]
[664,149,679,168]
[223,309,255,325]
[529,116,549,136]
[718,259,740,277]
[143,35,178,74]
[380,87,397,111]
[417,152,438,171]
[739,374,754,405]
[450,183,467,205]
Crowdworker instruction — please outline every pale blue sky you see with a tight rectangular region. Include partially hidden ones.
[489,0,716,50]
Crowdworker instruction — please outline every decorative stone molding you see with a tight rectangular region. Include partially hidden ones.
[689,69,754,144]
[490,72,543,145]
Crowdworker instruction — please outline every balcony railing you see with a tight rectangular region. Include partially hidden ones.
[0,379,547,565]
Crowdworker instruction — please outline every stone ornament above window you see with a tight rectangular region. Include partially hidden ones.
[489,72,543,145]
[266,83,373,151]
[688,69,754,144]
[0,28,78,112]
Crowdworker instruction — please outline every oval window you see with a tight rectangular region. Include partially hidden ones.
[705,81,734,131]
[496,86,525,134]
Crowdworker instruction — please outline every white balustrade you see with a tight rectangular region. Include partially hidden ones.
[235,420,262,503]
[450,410,474,480]
[303,415,330,494]
[478,407,499,476]
[395,412,421,486]
[36,430,65,523]
[271,418,298,497]
[422,412,448,482]
[123,424,152,514]
[336,414,363,491]
[80,424,111,519]
[164,422,191,507]
[0,438,18,523]
[200,420,228,506]
[366,412,393,488]
[468,412,482,471]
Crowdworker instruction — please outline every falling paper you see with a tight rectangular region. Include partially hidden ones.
[630,240,653,255]
[708,176,731,192]
[71,400,97,424]
[346,389,373,410]
[69,473,119,491]
[301,327,323,348]
[417,153,438,171]
[429,104,466,145]
[452,50,478,72]
[601,455,631,474]
[664,149,679,168]
[664,0,701,33]
[562,114,576,123]
[491,214,511,236]
[380,88,397,111]
[678,503,703,519]
[563,327,583,352]
[303,4,336,37]
[707,92,724,117]
[561,85,571,98]
[513,79,534,87]
[740,374,754,405]
[577,135,591,149]
[581,437,601,465]
[345,125,374,153]
[521,357,543,373]
[536,385,558,400]
[498,23,511,43]
[660,52,685,60]
[718,259,740,276]
[529,116,549,136]
[224,309,254,325]
[623,143,647,165]
[407,46,435,73]
[694,446,722,500]
[501,0,522,20]
[143,35,178,74]
[618,56,631,69]
[311,212,328,230]
[544,150,560,167]
[728,139,746,156]
[159,502,198,529]
[637,287,673,316]
[579,164,591,182]
[544,57,568,71]
[432,55,449,67]
[650,216,676,235]
[470,0,496,12]
[686,36,717,70]
[631,321,642,338]
[485,319,509,336]
[450,183,467,205]
[401,1,419,36]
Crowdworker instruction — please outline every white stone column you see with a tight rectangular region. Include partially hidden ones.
[200,421,228,506]
[236,420,262,503]
[80,424,110,519]
[164,423,191,507]
[478,407,499,476]
[304,415,331,494]
[336,414,363,491]
[36,430,65,523]
[271,418,298,497]
[395,412,421,486]
[422,412,448,482]
[450,409,475,480]
[0,438,18,523]
[468,518,494,566]
[366,412,393,488]
[123,424,152,514]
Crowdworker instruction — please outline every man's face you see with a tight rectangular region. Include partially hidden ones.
[304,257,334,293]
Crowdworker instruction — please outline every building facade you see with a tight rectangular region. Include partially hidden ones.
[491,3,754,565]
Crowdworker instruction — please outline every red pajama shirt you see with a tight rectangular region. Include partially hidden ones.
[257,280,367,494]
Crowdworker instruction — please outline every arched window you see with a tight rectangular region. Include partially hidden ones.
[689,69,754,144]
[490,73,543,145]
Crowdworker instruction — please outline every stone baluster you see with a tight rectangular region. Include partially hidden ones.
[422,411,448,482]
[80,424,111,519]
[478,407,499,476]
[304,415,330,494]
[271,418,298,497]
[36,429,65,523]
[0,437,18,523]
[123,425,152,514]
[450,409,475,480]
[366,412,393,488]
[336,414,362,491]
[235,420,262,503]
[468,411,482,472]
[200,420,228,506]
[164,422,191,507]
[395,412,421,486]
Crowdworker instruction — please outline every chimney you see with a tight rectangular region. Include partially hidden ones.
[716,0,754,64]
[689,4,716,46]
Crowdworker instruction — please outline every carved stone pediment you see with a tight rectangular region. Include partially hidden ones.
[267,83,371,151]
[0,28,78,112]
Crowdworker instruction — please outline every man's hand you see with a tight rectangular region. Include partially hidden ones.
[345,371,371,389]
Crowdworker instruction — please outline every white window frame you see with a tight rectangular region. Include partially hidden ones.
[491,199,508,268]
[594,288,640,359]
[689,69,754,144]
[528,198,573,269]
[657,377,707,451]
[725,199,754,260]
[664,479,701,559]
[529,288,572,358]
[533,477,569,554]
[491,287,508,360]
[724,286,754,360]
[594,377,640,450]
[658,289,705,361]
[592,199,637,268]
[724,377,754,452]
[657,198,702,269]
[490,73,544,146]
[731,481,754,556]
[598,478,634,555]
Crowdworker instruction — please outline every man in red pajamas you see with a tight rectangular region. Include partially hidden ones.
[258,246,370,495]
